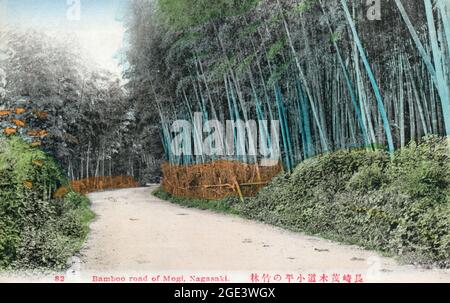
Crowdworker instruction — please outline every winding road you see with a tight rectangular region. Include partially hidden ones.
[73,187,450,283]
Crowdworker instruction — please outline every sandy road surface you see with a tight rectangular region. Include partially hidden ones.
[2,186,448,283]
[72,187,450,283]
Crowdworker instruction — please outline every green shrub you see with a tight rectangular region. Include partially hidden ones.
[348,164,387,192]
[238,136,450,267]
[0,137,94,270]
[13,225,77,270]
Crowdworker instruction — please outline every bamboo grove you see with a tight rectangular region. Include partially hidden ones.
[0,30,163,183]
[124,0,450,172]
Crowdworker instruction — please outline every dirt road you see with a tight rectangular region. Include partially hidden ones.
[74,187,450,283]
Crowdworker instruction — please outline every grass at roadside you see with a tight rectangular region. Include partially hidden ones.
[153,187,240,215]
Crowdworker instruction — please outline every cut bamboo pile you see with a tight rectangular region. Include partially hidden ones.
[54,176,140,198]
[162,160,283,200]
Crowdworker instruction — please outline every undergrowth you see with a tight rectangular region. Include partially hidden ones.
[0,136,94,270]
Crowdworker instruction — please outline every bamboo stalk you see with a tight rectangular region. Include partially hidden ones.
[341,0,394,154]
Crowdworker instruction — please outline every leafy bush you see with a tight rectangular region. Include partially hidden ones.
[348,164,387,193]
[236,136,450,267]
[13,225,77,270]
[0,137,94,270]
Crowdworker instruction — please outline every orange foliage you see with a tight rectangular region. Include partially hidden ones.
[15,108,26,115]
[4,127,17,135]
[11,119,26,127]
[32,160,44,167]
[162,160,283,200]
[60,176,140,195]
[27,130,39,137]
[24,181,33,189]
[39,130,49,137]
[0,110,11,117]
[27,130,48,138]
[53,186,69,199]
[35,111,48,119]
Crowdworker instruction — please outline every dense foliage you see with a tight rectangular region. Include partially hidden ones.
[236,136,450,267]
[158,0,261,29]
[125,0,450,170]
[0,137,94,270]
[132,0,450,267]
[0,30,162,184]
